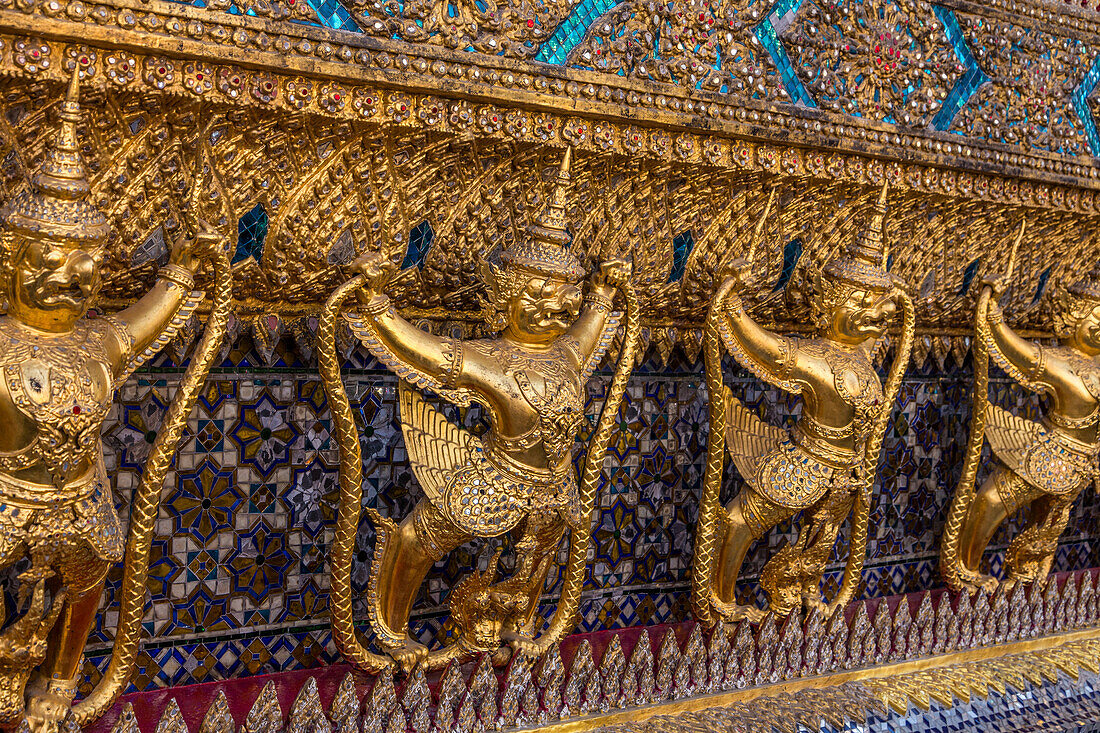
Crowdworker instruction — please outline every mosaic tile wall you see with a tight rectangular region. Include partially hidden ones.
[65,338,1099,693]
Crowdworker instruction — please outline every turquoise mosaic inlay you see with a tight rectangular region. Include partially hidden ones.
[166,0,359,29]
[668,230,695,283]
[233,203,269,265]
[1071,55,1100,155]
[536,0,618,65]
[306,0,361,30]
[401,220,435,270]
[757,0,815,107]
[931,5,987,132]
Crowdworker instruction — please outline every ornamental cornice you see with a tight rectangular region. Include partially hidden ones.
[2,0,1100,197]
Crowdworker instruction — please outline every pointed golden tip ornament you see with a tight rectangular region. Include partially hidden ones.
[501,146,585,282]
[0,66,109,249]
[822,180,893,291]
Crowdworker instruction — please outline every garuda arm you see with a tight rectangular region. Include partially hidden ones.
[344,264,479,408]
[101,232,206,385]
[718,281,804,395]
[565,277,623,380]
[714,280,802,483]
[983,292,1049,394]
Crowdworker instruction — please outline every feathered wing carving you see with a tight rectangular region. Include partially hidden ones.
[984,404,1041,479]
[398,383,482,505]
[724,386,787,490]
[580,312,623,383]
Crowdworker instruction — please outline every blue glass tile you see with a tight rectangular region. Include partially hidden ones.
[958,256,980,296]
[931,6,987,131]
[667,230,694,283]
[1071,54,1100,155]
[305,0,361,30]
[1032,265,1052,305]
[756,0,815,107]
[773,238,803,292]
[537,0,618,65]
[401,220,435,270]
[233,203,268,264]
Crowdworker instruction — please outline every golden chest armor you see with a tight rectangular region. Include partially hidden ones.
[473,340,585,472]
[0,318,113,488]
[800,339,884,443]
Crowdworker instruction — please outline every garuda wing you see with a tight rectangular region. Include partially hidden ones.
[398,382,481,506]
[724,386,787,488]
[984,404,1042,479]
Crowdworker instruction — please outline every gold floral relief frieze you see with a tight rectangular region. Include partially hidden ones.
[3,0,1100,189]
[0,71,1098,326]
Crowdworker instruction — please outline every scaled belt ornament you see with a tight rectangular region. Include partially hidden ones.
[320,147,641,671]
[941,225,1100,592]
[0,70,231,730]
[692,183,915,623]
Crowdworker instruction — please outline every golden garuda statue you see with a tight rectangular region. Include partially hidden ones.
[941,225,1100,592]
[0,71,231,731]
[692,183,915,623]
[318,148,641,672]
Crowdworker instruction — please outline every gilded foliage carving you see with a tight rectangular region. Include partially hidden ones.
[344,0,575,57]
[779,0,963,124]
[568,0,788,100]
[952,13,1097,155]
[0,79,1097,337]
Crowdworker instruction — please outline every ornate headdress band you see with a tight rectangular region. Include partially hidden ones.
[821,181,893,291]
[500,147,585,282]
[0,67,109,249]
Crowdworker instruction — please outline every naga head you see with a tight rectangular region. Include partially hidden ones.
[448,549,525,653]
[812,182,898,345]
[1052,266,1100,356]
[0,68,105,334]
[482,148,584,346]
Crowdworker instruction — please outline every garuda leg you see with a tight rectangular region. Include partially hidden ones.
[958,466,1038,589]
[496,514,566,652]
[1006,492,1076,584]
[715,488,798,623]
[25,553,109,733]
[372,498,473,669]
[793,489,853,614]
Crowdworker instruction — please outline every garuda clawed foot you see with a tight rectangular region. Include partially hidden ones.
[381,637,429,673]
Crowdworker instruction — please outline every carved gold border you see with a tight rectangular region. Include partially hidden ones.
[4,0,1100,199]
[528,629,1100,732]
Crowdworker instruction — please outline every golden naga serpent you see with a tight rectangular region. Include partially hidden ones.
[940,221,1025,591]
[72,235,233,724]
[692,284,915,622]
[690,275,738,626]
[940,286,993,591]
[320,272,640,670]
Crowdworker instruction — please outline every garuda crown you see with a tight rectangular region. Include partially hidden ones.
[0,68,109,251]
[822,181,893,292]
[500,146,585,282]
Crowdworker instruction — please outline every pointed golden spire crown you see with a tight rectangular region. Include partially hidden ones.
[822,181,893,291]
[500,146,584,281]
[1,67,109,249]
